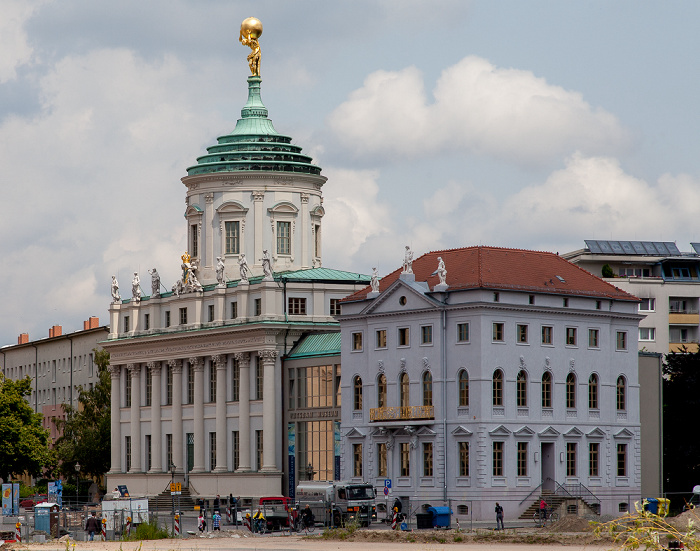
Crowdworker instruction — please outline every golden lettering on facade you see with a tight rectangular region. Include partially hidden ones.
[369,405,435,422]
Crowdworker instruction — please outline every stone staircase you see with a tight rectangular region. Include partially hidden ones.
[519,491,566,520]
[148,486,196,512]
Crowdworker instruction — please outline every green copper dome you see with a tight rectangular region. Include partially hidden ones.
[186,76,322,176]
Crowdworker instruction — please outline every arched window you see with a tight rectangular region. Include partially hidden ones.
[566,373,576,408]
[400,372,410,407]
[492,370,503,406]
[423,372,433,406]
[377,374,387,408]
[353,376,363,411]
[541,372,552,408]
[516,370,527,407]
[458,369,469,407]
[588,374,599,409]
[616,375,626,411]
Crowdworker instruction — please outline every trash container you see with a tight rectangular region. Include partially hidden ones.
[416,513,432,529]
[643,498,659,514]
[427,506,453,528]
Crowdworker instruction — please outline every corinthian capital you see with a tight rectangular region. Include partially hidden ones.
[212,354,227,369]
[127,363,141,377]
[168,359,183,374]
[233,352,250,368]
[258,349,279,364]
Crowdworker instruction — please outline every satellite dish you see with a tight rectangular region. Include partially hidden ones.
[693,485,700,495]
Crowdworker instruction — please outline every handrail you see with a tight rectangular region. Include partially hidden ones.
[519,482,543,506]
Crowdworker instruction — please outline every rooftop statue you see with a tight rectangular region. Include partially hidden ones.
[239,253,251,283]
[240,17,262,76]
[111,276,121,303]
[402,246,414,274]
[216,256,226,288]
[370,268,380,293]
[261,249,273,281]
[132,272,141,303]
[436,257,447,286]
[148,268,161,298]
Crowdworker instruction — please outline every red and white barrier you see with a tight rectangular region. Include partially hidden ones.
[174,514,180,536]
[391,511,398,530]
[126,516,132,535]
[15,522,21,542]
[101,518,107,541]
[245,513,252,532]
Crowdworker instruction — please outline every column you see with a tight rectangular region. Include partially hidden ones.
[253,191,264,269]
[259,349,279,472]
[212,354,228,472]
[234,352,251,471]
[148,361,162,473]
[191,357,205,473]
[109,365,121,473]
[169,359,183,472]
[128,363,142,473]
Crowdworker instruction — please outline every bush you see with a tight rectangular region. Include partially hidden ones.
[601,264,614,278]
[123,520,170,540]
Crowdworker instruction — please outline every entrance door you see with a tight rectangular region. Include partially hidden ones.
[541,442,555,491]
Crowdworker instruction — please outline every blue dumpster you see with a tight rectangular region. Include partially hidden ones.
[643,498,659,514]
[427,506,453,528]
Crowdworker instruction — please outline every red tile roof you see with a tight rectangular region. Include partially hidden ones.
[343,246,638,302]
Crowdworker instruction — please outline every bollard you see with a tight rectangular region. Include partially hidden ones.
[126,516,132,536]
[15,522,21,542]
[101,518,107,541]
[391,509,398,530]
[174,514,180,537]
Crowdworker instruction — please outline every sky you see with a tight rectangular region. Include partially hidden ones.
[2,0,700,344]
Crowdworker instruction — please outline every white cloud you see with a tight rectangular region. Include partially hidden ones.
[0,0,46,82]
[327,56,631,166]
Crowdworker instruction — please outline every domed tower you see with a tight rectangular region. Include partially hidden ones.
[182,72,326,285]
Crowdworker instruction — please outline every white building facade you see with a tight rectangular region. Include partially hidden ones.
[339,246,642,520]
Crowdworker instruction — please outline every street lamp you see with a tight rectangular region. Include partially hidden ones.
[169,463,176,534]
[74,463,80,507]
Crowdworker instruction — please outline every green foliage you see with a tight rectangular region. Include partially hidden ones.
[663,348,700,499]
[123,520,169,540]
[593,506,698,550]
[0,374,51,481]
[601,263,614,277]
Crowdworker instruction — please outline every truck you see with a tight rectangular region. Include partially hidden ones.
[257,496,293,531]
[296,481,377,527]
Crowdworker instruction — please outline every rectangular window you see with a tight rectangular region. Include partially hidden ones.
[566,442,577,476]
[166,365,173,405]
[314,224,321,257]
[187,365,195,404]
[165,311,170,328]
[493,441,503,476]
[423,442,433,477]
[376,329,387,349]
[125,436,131,472]
[617,443,627,477]
[589,329,599,348]
[225,221,240,255]
[209,432,216,471]
[639,298,655,312]
[352,332,363,351]
[144,313,150,331]
[124,316,130,333]
[517,324,528,344]
[457,323,470,342]
[254,298,262,316]
[398,327,410,347]
[209,362,216,403]
[255,356,263,400]
[529,294,535,305]
[459,442,469,476]
[125,374,131,407]
[616,331,627,351]
[595,300,601,310]
[639,327,656,341]
[145,366,152,406]
[563,297,569,307]
[166,433,173,470]
[232,431,240,471]
[517,442,528,477]
[589,443,599,477]
[231,301,238,319]
[377,443,387,477]
[145,435,152,471]
[232,358,240,402]
[191,225,198,257]
[493,292,500,302]
[256,430,263,471]
[208,305,214,323]
[542,326,553,345]
[400,442,410,476]
[421,325,433,345]
[330,298,341,316]
[179,307,187,325]
[288,297,307,315]
[493,323,504,342]
[353,443,363,477]
[566,327,577,346]
[277,221,291,255]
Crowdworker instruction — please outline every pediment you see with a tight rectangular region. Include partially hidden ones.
[538,426,560,438]
[361,279,440,315]
[268,201,299,214]
[564,427,584,438]
[513,426,535,437]
[489,425,512,436]
[586,427,606,439]
[216,201,248,214]
[614,428,634,439]
[185,205,203,217]
[451,426,473,436]
[415,427,437,437]
[345,427,366,438]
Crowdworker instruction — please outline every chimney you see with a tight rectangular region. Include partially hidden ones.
[49,325,62,338]
[84,317,100,330]
[18,333,29,345]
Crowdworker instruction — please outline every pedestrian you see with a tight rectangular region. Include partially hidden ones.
[539,498,548,525]
[214,494,221,513]
[198,512,207,533]
[85,512,100,541]
[495,502,504,530]
[213,510,221,531]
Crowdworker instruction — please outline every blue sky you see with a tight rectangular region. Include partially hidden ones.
[1,0,700,344]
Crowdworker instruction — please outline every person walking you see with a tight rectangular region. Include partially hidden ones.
[214,494,221,513]
[494,502,504,530]
[85,512,100,541]
[213,510,221,531]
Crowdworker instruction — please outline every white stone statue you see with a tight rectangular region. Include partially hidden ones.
[436,257,447,286]
[216,256,226,288]
[238,253,250,283]
[186,265,203,292]
[402,246,414,274]
[131,272,141,302]
[148,268,161,298]
[111,276,121,303]
[370,267,380,293]
[261,249,273,281]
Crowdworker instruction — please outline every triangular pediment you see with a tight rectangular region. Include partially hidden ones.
[345,427,365,438]
[514,426,535,437]
[451,425,473,436]
[538,426,560,438]
[614,428,634,439]
[361,279,440,315]
[370,428,387,437]
[216,201,248,214]
[415,427,436,437]
[489,425,512,436]
[564,427,584,438]
[586,427,606,439]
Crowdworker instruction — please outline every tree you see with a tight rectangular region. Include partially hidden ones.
[0,375,51,481]
[55,349,111,480]
[601,263,614,278]
[663,347,700,497]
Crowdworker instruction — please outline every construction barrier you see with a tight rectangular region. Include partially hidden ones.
[227,506,231,524]
[126,516,132,536]
[101,518,107,541]
[244,513,252,532]
[391,510,398,530]
[15,522,21,542]
[174,514,180,536]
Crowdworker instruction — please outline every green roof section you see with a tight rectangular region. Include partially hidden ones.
[186,76,322,177]
[275,267,371,283]
[287,332,341,359]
